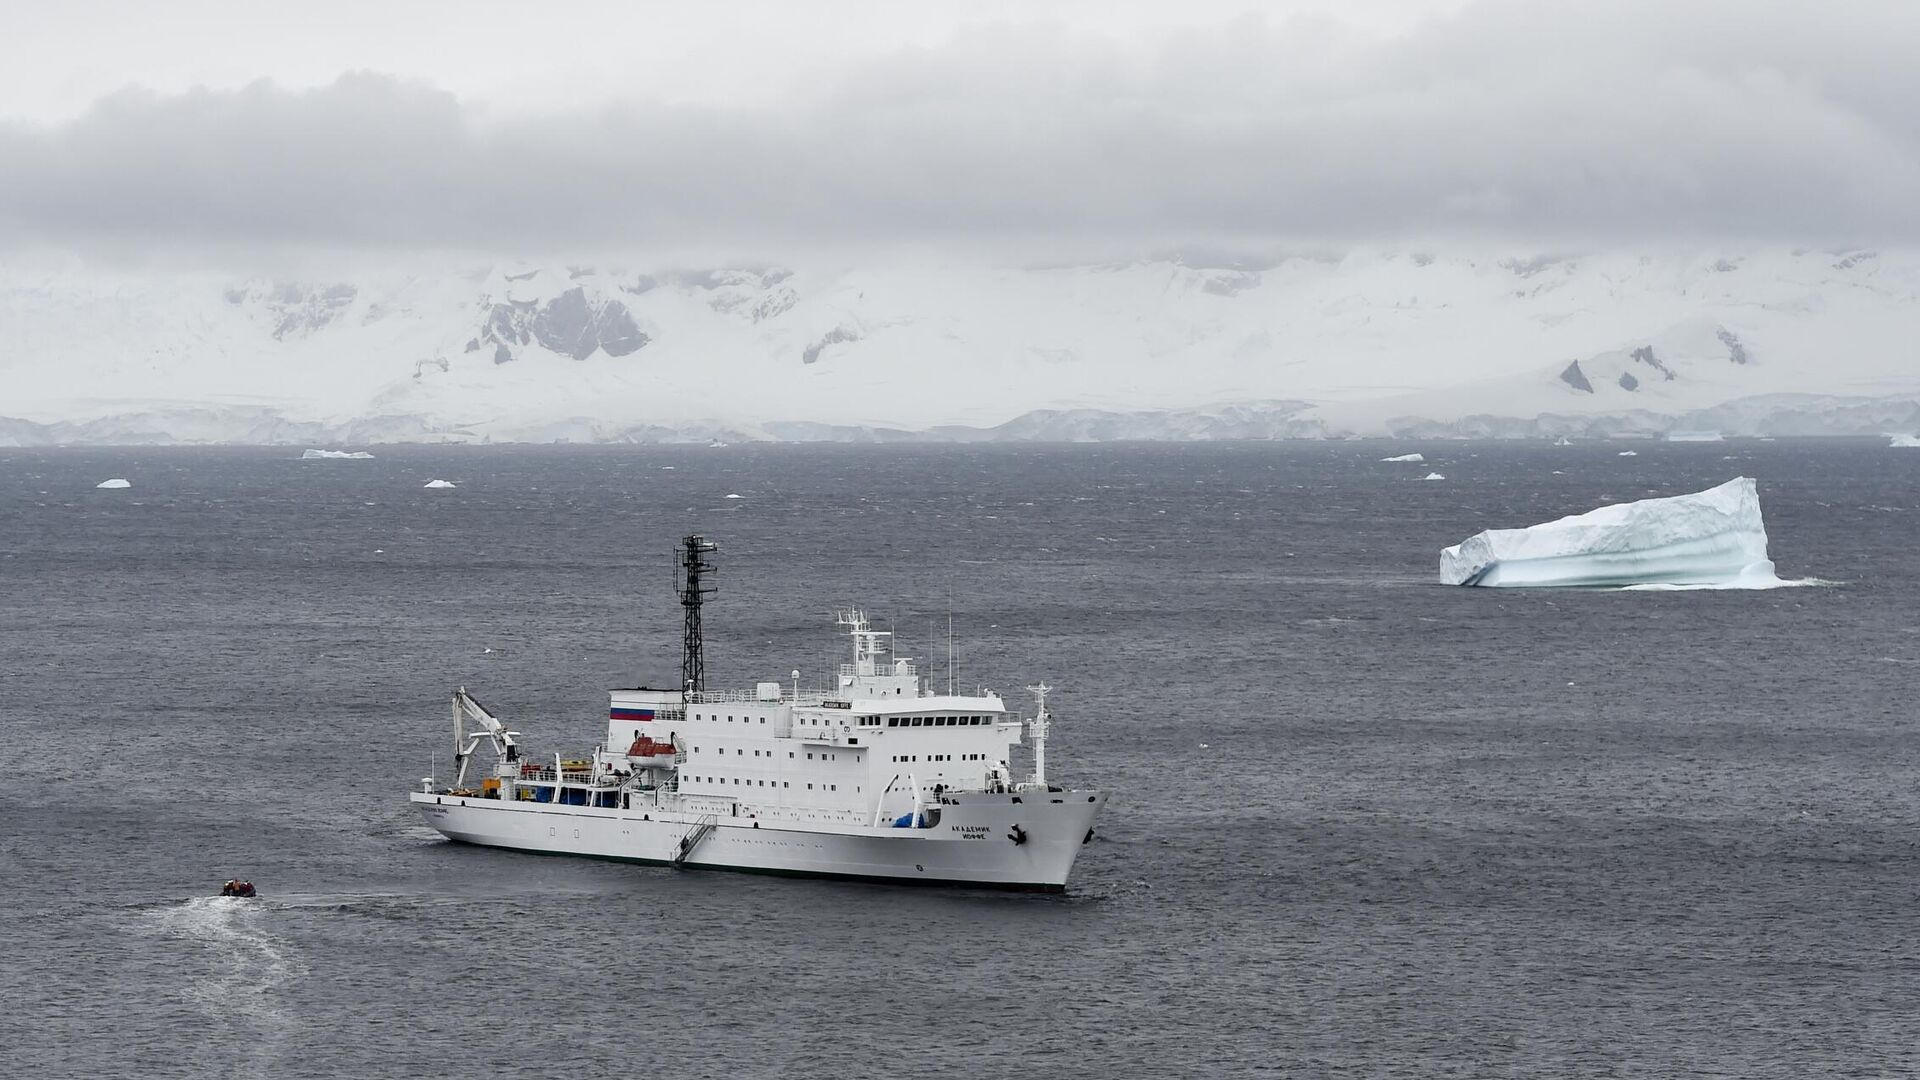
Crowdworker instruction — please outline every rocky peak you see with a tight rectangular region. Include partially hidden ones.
[469,285,648,362]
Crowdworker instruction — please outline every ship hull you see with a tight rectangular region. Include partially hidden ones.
[409,789,1105,891]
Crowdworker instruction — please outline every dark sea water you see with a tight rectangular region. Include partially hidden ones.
[3,441,1918,1079]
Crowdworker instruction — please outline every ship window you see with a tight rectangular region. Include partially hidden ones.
[807,783,814,790]
[807,753,814,760]
[727,715,734,722]
[830,785,837,791]
[761,717,767,724]
[783,782,789,788]
[788,752,794,758]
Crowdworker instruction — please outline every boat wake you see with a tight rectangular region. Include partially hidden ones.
[148,896,306,1073]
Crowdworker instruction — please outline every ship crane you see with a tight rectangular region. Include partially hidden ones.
[451,687,521,788]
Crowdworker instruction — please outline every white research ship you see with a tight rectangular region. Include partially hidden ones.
[409,536,1106,891]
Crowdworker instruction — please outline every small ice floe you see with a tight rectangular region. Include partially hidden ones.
[1553,436,1574,446]
[423,479,457,489]
[95,478,131,489]
[301,449,374,460]
[1424,472,1446,481]
[724,493,742,499]
[1617,450,1638,457]
[1889,434,1920,448]
[1382,453,1425,463]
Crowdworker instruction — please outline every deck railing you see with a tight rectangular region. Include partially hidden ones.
[684,687,839,706]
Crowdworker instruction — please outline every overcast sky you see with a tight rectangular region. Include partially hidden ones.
[3,0,1916,260]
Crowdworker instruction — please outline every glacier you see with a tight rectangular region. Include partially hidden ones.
[1439,477,1783,588]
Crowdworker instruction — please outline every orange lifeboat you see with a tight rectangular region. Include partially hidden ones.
[627,734,677,761]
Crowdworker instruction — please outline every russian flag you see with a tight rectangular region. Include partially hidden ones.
[609,707,656,722]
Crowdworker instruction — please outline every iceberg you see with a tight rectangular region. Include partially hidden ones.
[302,448,375,459]
[1424,472,1446,480]
[1617,450,1638,456]
[1382,453,1425,462]
[1439,477,1782,588]
[423,479,457,489]
[95,478,131,489]
[1890,434,1920,448]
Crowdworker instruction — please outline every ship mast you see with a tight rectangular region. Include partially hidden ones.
[1026,683,1051,788]
[676,535,719,694]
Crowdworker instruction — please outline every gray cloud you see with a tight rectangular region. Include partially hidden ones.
[3,0,1917,256]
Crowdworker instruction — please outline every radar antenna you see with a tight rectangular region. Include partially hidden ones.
[675,535,719,694]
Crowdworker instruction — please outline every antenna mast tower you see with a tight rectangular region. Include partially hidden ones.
[675,535,719,694]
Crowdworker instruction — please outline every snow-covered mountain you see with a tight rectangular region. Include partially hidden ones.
[2,249,1917,444]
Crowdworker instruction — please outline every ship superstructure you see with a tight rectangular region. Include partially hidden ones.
[408,536,1104,891]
